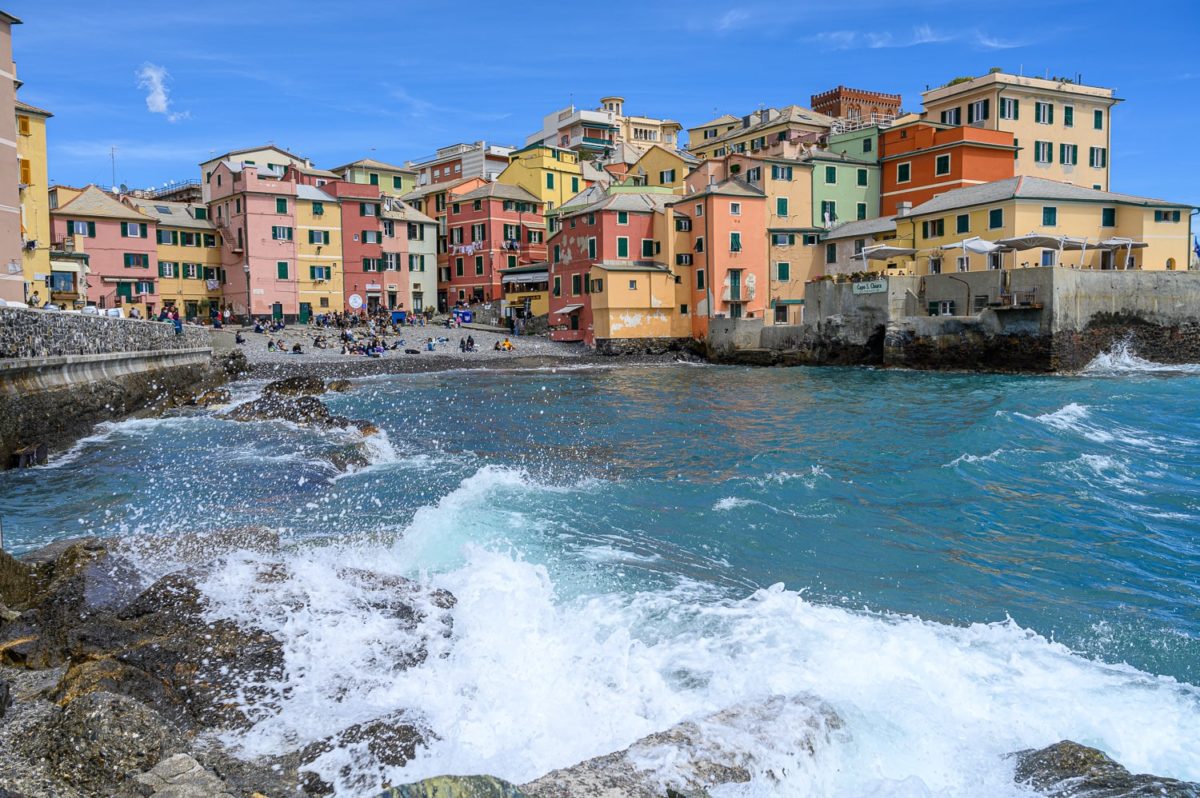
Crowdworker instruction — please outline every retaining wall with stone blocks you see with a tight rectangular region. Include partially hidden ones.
[0,306,210,360]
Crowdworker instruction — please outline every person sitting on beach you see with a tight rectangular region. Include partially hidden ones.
[235,331,246,345]
[494,340,502,351]
[426,338,436,352]
[291,343,303,354]
[254,320,265,334]
[267,339,277,352]
[501,337,514,352]
[466,335,475,352]
[459,338,467,353]
[340,342,349,355]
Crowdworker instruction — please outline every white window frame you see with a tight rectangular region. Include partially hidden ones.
[1035,101,1053,125]
[897,162,912,183]
[729,202,741,216]
[935,153,951,176]
[956,255,969,273]
[999,97,1017,120]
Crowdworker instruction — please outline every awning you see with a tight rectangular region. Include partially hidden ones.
[1098,237,1148,250]
[858,244,916,261]
[49,261,86,274]
[503,271,548,284]
[939,236,1010,254]
[556,304,584,313]
[995,233,1067,250]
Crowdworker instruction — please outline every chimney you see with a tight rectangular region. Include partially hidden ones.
[897,201,913,217]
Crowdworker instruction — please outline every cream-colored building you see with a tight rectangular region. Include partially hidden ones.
[686,114,740,152]
[525,96,682,156]
[293,184,343,321]
[920,72,1118,191]
[200,145,310,202]
[687,106,834,161]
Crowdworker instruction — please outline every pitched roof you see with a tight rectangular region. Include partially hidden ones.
[674,177,766,203]
[400,176,475,201]
[558,191,675,220]
[823,216,898,240]
[381,199,436,224]
[331,157,415,174]
[906,176,1191,217]
[214,143,307,162]
[53,186,154,222]
[501,262,550,275]
[703,105,835,148]
[295,185,334,202]
[297,164,339,178]
[15,99,52,117]
[129,199,215,230]
[451,181,541,204]
[803,148,878,166]
[687,113,739,131]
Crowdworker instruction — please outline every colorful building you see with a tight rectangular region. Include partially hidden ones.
[406,141,512,187]
[810,85,902,125]
[380,198,437,314]
[496,144,586,213]
[0,11,24,302]
[687,106,833,161]
[445,182,545,304]
[50,186,159,316]
[526,96,682,155]
[319,180,384,313]
[500,262,550,320]
[878,121,1016,215]
[293,184,343,321]
[130,199,224,321]
[200,145,310,202]
[920,71,1119,191]
[332,158,418,198]
[16,98,53,304]
[625,145,697,191]
[686,114,740,152]
[807,150,882,228]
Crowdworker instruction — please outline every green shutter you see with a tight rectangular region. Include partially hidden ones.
[777,262,789,280]
[172,230,180,245]
[546,173,554,189]
[617,238,628,257]
[776,197,788,216]
[87,221,96,238]
[1094,110,1103,130]
[277,262,289,279]
[1064,106,1073,127]
[642,239,654,257]
[120,222,128,237]
[276,197,287,213]
[617,211,627,224]
[1012,99,1019,120]
[140,223,148,238]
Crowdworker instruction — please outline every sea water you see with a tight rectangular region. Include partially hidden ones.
[1,350,1199,795]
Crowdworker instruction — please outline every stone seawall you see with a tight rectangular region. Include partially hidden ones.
[0,307,242,468]
[595,336,694,356]
[0,306,210,359]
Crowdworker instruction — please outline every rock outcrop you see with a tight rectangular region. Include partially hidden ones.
[1012,740,1200,797]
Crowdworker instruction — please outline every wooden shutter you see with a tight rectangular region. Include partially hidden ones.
[140,223,148,238]
[120,222,128,237]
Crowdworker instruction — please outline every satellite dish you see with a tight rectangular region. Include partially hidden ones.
[111,186,119,192]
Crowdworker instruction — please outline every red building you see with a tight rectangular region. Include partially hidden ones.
[444,182,545,304]
[319,181,385,312]
[879,121,1016,215]
[811,85,902,122]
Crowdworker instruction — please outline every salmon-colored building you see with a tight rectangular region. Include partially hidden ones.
[879,121,1016,215]
[317,181,385,313]
[445,182,545,304]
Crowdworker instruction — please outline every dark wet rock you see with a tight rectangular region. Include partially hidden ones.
[0,675,9,717]
[188,387,232,407]
[327,444,371,472]
[378,776,528,798]
[262,375,326,397]
[222,393,340,426]
[1011,740,1200,797]
[300,710,433,795]
[326,379,353,392]
[520,695,840,798]
[47,690,181,795]
[119,525,281,567]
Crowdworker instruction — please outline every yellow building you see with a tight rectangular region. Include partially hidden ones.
[500,262,550,318]
[497,144,586,213]
[625,145,696,191]
[131,199,224,321]
[920,71,1119,191]
[332,157,418,198]
[823,177,1194,277]
[687,106,834,160]
[294,185,343,321]
[16,99,52,302]
[686,114,739,152]
[589,262,691,343]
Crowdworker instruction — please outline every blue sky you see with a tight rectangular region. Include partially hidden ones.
[10,0,1199,207]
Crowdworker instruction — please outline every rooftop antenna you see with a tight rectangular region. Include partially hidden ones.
[110,145,117,188]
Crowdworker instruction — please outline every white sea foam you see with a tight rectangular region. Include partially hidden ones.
[714,497,755,511]
[191,466,1200,797]
[1083,340,1200,376]
[945,449,1009,467]
[1025,403,1167,453]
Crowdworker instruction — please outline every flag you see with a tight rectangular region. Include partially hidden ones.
[1194,235,1200,261]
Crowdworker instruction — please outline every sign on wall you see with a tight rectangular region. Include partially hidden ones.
[852,279,887,295]
[348,294,363,309]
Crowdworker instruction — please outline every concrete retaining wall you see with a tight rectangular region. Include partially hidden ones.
[706,318,764,358]
[0,306,210,359]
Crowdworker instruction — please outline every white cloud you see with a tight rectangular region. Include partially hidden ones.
[716,8,751,31]
[813,25,954,51]
[976,32,1031,50]
[136,63,190,123]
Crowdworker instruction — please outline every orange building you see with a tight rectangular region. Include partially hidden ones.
[879,121,1016,215]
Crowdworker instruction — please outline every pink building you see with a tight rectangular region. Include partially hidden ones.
[50,186,159,314]
[318,180,384,313]
[445,182,546,304]
[208,161,299,319]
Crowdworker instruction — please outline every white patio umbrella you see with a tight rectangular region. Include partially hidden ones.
[1098,237,1148,270]
[856,244,917,269]
[996,233,1068,267]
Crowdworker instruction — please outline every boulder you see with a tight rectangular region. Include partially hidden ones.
[520,695,841,798]
[222,393,340,426]
[377,776,528,798]
[1011,740,1200,797]
[131,753,234,798]
[189,387,232,407]
[326,379,353,392]
[261,375,326,397]
[300,710,433,795]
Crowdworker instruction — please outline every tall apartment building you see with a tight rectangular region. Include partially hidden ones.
[16,97,52,303]
[687,106,834,161]
[406,141,513,187]
[0,10,24,302]
[920,71,1119,191]
[526,96,682,155]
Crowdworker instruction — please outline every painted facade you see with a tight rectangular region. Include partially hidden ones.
[131,199,224,321]
[687,106,833,161]
[446,182,546,304]
[920,71,1118,191]
[879,121,1016,215]
[321,181,384,313]
[810,86,902,124]
[199,145,309,202]
[0,11,24,302]
[293,185,343,321]
[526,96,682,155]
[16,99,53,304]
[496,144,586,213]
[333,158,418,198]
[625,145,695,191]
[500,262,550,319]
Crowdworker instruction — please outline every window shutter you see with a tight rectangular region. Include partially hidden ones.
[1012,99,1019,120]
[120,222,128,237]
[140,223,148,238]
[982,99,990,120]
[967,103,975,124]
[87,221,96,238]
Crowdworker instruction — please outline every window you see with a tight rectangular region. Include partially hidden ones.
[367,173,378,186]
[158,262,176,278]
[967,99,989,123]
[641,239,655,257]
[276,197,287,214]
[852,203,865,221]
[571,274,582,295]
[475,256,484,275]
[675,217,692,231]
[71,220,95,237]
[956,214,970,234]
[311,201,324,216]
[1063,106,1074,127]
[1042,206,1057,227]
[308,230,329,245]
[940,107,962,126]
[628,279,637,290]
[393,176,403,190]
[696,269,706,290]
[546,173,555,189]
[450,227,464,244]
[16,115,30,135]
[988,208,1003,229]
[1154,210,1182,223]
[503,223,519,241]
[309,265,332,280]
[182,263,199,279]
[360,202,378,216]
[929,257,942,275]
[956,256,969,273]
[553,276,561,297]
[590,278,603,293]
[182,231,200,247]
[271,226,293,240]
[825,242,838,264]
[771,165,793,180]
[507,255,517,270]
[921,219,945,238]
[681,304,689,315]
[194,207,207,220]
[553,244,561,263]
[157,229,176,245]
[695,203,704,217]
[235,198,241,213]
[1041,249,1057,267]
[776,262,790,281]
[676,253,693,265]
[864,138,873,153]
[730,232,742,252]
[730,202,741,216]
[935,154,951,176]
[856,168,868,187]
[471,223,486,242]
[123,253,150,268]
[617,211,628,225]
[1000,97,1019,120]
[276,261,289,279]
[659,169,676,183]
[617,237,629,258]
[587,237,596,259]
[820,200,837,223]
[135,281,154,295]
[1035,102,1053,125]
[382,220,395,238]
[695,236,704,253]
[455,258,464,277]
[384,253,399,271]
[1094,109,1104,130]
[745,166,762,183]
[1101,208,1116,227]
[571,176,579,192]
[1089,147,1108,168]
[528,230,543,244]
[121,222,147,238]
[1060,144,1078,166]
[825,165,837,184]
[776,197,788,217]
[897,162,911,183]
[1034,141,1053,164]
[771,233,794,246]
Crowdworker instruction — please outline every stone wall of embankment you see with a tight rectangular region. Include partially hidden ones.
[0,307,243,468]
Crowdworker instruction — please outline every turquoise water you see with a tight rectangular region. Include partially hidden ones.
[2,353,1199,795]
